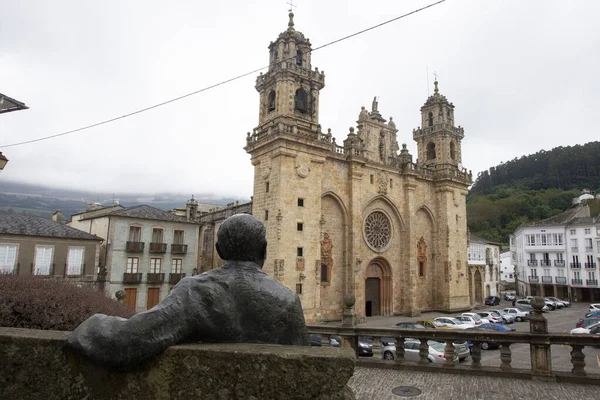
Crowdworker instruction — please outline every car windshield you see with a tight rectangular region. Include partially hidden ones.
[432,321,446,328]
[490,311,501,317]
[472,314,482,321]
[516,307,528,312]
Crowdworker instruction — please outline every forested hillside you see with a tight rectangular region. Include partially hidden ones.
[467,142,600,245]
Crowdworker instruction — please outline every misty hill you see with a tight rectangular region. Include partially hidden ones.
[467,142,600,245]
[0,181,246,220]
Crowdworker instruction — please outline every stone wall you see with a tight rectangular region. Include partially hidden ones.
[0,327,356,400]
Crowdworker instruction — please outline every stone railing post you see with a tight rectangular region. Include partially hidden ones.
[570,345,586,376]
[342,295,357,327]
[418,339,429,365]
[529,296,552,376]
[394,337,405,364]
[443,340,455,367]
[470,341,482,368]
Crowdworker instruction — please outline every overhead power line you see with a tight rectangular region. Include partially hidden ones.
[0,0,446,149]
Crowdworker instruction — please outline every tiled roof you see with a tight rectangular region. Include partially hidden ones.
[532,204,590,226]
[0,211,102,241]
[107,205,196,223]
[469,233,501,246]
[74,205,124,220]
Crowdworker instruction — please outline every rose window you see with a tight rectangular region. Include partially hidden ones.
[364,211,391,251]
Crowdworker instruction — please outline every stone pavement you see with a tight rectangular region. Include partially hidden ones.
[348,367,598,400]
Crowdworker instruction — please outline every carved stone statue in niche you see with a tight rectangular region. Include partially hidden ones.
[321,233,333,268]
[417,236,427,276]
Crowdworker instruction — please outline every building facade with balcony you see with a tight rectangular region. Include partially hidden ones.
[69,204,200,312]
[499,251,515,284]
[0,211,102,284]
[510,203,599,302]
[467,234,500,305]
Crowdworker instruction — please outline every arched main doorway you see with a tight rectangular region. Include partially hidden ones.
[365,258,392,316]
[474,269,483,303]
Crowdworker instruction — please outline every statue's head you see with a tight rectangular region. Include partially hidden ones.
[216,214,267,267]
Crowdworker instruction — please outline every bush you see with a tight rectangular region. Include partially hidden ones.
[0,273,133,331]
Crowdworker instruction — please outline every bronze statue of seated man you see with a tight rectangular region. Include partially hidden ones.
[67,214,309,369]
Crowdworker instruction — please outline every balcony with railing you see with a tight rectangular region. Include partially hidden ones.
[585,263,597,269]
[147,273,165,284]
[171,244,188,255]
[571,247,579,253]
[571,279,583,285]
[541,276,553,283]
[528,276,539,283]
[149,242,167,254]
[586,279,598,286]
[570,262,581,269]
[306,299,600,384]
[554,260,565,267]
[586,247,593,253]
[527,260,538,267]
[169,273,186,285]
[555,276,567,284]
[540,260,551,267]
[126,241,145,253]
[123,272,142,284]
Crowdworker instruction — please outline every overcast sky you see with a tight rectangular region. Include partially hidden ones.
[1,0,599,200]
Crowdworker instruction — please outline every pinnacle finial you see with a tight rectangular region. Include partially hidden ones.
[288,11,295,29]
[434,80,439,94]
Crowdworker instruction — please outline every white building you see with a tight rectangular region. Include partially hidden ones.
[499,251,515,283]
[69,203,200,312]
[468,234,501,305]
[509,203,599,302]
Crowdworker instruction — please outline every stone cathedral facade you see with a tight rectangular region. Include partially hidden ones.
[243,13,473,323]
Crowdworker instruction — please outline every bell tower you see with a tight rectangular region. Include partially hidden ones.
[413,80,464,167]
[255,12,325,130]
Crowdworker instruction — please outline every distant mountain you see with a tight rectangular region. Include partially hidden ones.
[467,142,600,245]
[0,181,245,220]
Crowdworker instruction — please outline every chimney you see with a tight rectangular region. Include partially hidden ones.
[52,209,65,224]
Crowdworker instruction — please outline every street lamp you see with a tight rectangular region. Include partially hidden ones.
[0,152,8,171]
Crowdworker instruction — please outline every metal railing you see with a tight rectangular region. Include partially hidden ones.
[527,260,538,266]
[554,260,565,267]
[585,263,597,269]
[541,276,553,283]
[555,276,567,284]
[571,263,581,269]
[528,276,539,283]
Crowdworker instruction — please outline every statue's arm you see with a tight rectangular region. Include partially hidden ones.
[67,278,201,369]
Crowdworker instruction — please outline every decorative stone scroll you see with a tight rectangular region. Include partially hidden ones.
[296,257,305,271]
[320,233,333,282]
[417,236,427,276]
[364,211,391,252]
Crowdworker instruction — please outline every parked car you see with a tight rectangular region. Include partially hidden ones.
[357,337,374,357]
[544,297,563,309]
[434,317,472,330]
[381,339,458,364]
[477,311,504,324]
[309,334,341,347]
[543,298,557,310]
[589,304,600,313]
[485,296,501,306]
[455,315,481,327]
[503,291,516,301]
[585,311,600,318]
[462,312,489,324]
[547,297,570,308]
[516,299,549,312]
[575,317,600,329]
[395,322,426,329]
[570,322,600,335]
[494,309,515,324]
[502,307,531,322]
[470,323,516,350]
[416,319,451,329]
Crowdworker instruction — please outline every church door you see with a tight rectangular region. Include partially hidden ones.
[365,278,380,316]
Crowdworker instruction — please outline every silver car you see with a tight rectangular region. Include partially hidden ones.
[381,339,460,363]
[494,309,515,324]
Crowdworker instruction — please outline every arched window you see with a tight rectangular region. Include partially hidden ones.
[295,88,309,113]
[426,142,436,160]
[428,112,434,127]
[296,50,302,66]
[450,141,456,160]
[268,91,276,113]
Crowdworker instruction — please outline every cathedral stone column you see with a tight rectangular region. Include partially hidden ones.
[404,178,420,316]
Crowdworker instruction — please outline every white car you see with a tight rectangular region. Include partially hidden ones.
[503,307,530,322]
[434,317,471,330]
[494,309,515,324]
[455,315,480,327]
[461,312,489,324]
[589,304,600,313]
[570,322,600,335]
[547,297,569,308]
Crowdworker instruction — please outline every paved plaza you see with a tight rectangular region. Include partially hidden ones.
[349,366,599,400]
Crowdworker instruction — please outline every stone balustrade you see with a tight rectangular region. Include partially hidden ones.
[307,296,600,385]
[0,327,356,400]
